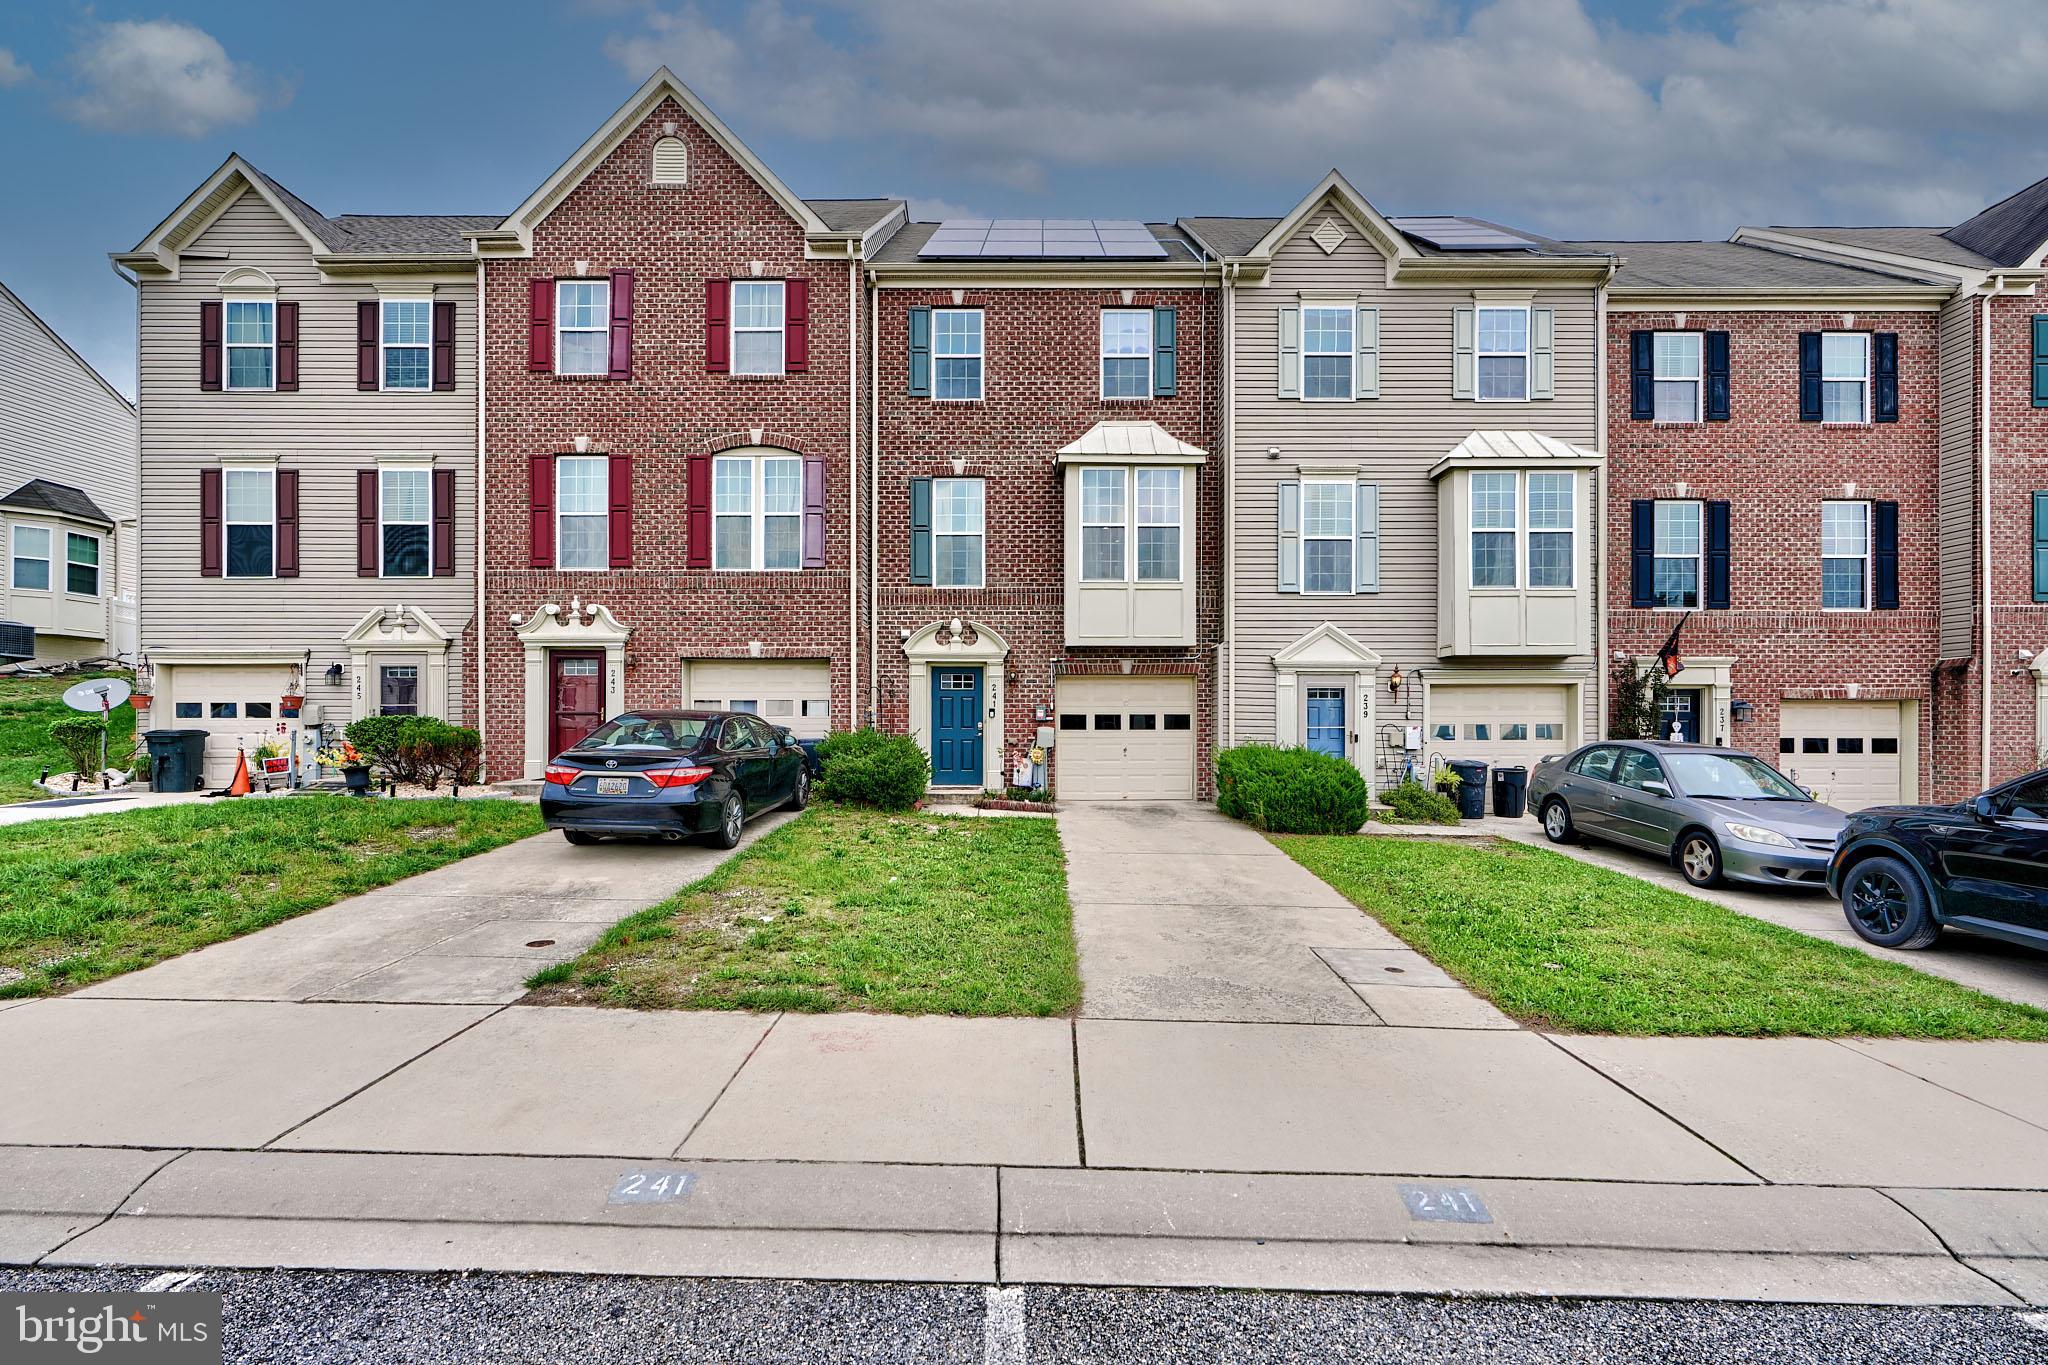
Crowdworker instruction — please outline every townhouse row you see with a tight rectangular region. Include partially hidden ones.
[110,69,2048,808]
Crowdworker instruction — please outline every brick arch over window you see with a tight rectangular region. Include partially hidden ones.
[684,441,828,570]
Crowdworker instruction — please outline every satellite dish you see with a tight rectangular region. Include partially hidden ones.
[62,677,132,713]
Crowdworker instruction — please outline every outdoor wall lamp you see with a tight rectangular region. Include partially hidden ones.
[1387,667,1403,694]
[323,663,344,687]
[1730,698,1756,724]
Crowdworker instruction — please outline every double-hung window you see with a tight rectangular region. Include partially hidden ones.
[1135,468,1181,581]
[10,525,49,590]
[1302,306,1354,401]
[1100,310,1152,399]
[224,300,275,391]
[1470,472,1518,586]
[713,454,803,570]
[731,281,786,376]
[555,455,609,570]
[381,299,432,391]
[1476,307,1529,401]
[65,533,99,596]
[1301,479,1355,594]
[1526,472,1575,588]
[932,477,984,587]
[1821,333,1869,423]
[1079,467,1181,581]
[933,309,983,400]
[380,467,431,577]
[1079,469,1127,580]
[223,467,276,578]
[555,280,609,376]
[1821,500,1871,609]
[1654,332,1702,422]
[1651,500,1703,608]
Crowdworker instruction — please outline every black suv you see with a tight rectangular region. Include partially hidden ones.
[1827,769,2048,950]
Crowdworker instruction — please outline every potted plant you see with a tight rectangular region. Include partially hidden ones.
[254,738,290,775]
[129,692,152,710]
[318,740,372,794]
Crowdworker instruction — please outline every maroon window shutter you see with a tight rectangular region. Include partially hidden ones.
[608,454,633,567]
[608,270,634,380]
[200,301,222,391]
[705,279,729,372]
[785,278,809,373]
[275,302,299,391]
[357,301,379,390]
[528,278,554,372]
[433,467,456,576]
[432,300,457,391]
[685,452,711,567]
[801,454,826,568]
[199,468,223,576]
[356,470,379,577]
[276,469,300,577]
[529,454,554,567]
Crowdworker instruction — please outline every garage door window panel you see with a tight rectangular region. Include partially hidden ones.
[224,468,276,578]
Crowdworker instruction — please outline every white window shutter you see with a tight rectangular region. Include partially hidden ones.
[1451,306,1476,399]
[1355,306,1379,400]
[1354,482,1380,592]
[1276,481,1301,592]
[1277,306,1301,399]
[1531,307,1555,399]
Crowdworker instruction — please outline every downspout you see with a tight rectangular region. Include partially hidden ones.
[474,257,489,776]
[846,250,859,731]
[1223,260,1238,747]
[1981,282,1996,786]
[1595,272,1610,744]
[868,266,881,727]
[112,260,142,678]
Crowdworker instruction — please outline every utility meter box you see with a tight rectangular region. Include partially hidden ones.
[1036,725,1056,750]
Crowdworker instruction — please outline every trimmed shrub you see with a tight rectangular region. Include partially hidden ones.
[345,716,481,789]
[48,716,108,781]
[815,728,929,811]
[1214,743,1370,835]
[1381,779,1461,825]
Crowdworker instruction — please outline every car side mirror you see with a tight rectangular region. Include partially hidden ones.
[1972,793,1998,822]
[1642,780,1672,797]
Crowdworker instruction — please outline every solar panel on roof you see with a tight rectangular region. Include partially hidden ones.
[917,219,1169,260]
[1388,215,1541,251]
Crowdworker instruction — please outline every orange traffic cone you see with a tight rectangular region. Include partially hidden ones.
[226,750,252,796]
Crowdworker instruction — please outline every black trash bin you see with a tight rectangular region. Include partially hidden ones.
[142,728,207,793]
[1446,758,1489,820]
[1491,765,1529,819]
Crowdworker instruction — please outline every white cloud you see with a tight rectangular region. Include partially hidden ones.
[603,0,2048,237]
[0,48,31,88]
[60,19,280,137]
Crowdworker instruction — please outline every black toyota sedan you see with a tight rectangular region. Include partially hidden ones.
[1828,768,2048,950]
[540,710,810,848]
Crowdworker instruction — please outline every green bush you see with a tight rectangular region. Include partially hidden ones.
[345,716,481,789]
[815,728,929,810]
[47,716,108,782]
[1214,743,1370,834]
[1381,779,1461,825]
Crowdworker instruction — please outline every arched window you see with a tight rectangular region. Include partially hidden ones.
[651,136,687,185]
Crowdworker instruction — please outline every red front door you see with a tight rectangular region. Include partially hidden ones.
[550,651,605,756]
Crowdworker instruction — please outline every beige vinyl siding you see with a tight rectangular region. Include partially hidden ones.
[1936,291,1977,659]
[137,190,477,723]
[1226,206,1602,770]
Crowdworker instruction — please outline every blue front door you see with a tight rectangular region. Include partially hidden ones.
[1659,689,1701,744]
[931,667,983,785]
[1306,687,1347,758]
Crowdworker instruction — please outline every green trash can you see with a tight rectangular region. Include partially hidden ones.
[143,728,207,793]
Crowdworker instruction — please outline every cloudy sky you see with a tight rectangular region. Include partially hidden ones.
[3,0,2044,396]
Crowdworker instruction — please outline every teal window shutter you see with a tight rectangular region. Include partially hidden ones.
[1451,306,1476,399]
[907,307,931,397]
[1153,307,1177,396]
[1354,482,1380,591]
[2035,491,2048,601]
[910,478,933,584]
[1531,307,1555,399]
[1277,306,1301,399]
[1276,481,1300,592]
[2032,317,2048,407]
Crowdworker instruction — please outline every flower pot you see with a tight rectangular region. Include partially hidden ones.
[342,764,373,794]
[129,694,152,710]
[281,694,304,710]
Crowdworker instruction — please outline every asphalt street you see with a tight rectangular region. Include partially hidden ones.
[6,1267,2047,1364]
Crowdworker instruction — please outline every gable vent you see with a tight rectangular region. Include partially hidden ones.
[652,136,687,185]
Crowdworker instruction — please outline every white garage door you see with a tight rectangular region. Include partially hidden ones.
[1428,685,1571,776]
[685,659,832,739]
[160,664,299,788]
[1778,701,1904,811]
[1055,675,1196,801]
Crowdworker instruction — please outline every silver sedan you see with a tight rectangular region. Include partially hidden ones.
[1526,741,1847,889]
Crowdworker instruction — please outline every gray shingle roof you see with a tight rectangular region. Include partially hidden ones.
[246,165,497,257]
[1760,226,1997,270]
[1570,240,1949,291]
[1178,217,1280,258]
[0,479,115,527]
[1943,175,2048,267]
[804,199,906,234]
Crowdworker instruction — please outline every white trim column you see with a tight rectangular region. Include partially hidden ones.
[1271,622,1381,794]
[903,619,1009,791]
[512,600,631,778]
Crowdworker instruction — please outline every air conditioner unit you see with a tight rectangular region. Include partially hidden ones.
[0,621,34,664]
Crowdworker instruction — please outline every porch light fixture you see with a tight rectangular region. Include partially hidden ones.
[324,663,344,687]
[1730,698,1755,724]
[1387,667,1403,695]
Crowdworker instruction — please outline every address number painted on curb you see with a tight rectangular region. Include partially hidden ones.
[1398,1185,1492,1224]
[608,1170,699,1204]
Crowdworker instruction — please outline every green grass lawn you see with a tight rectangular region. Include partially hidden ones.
[0,795,542,998]
[0,670,137,803]
[527,805,1080,1016]
[1279,834,2048,1039]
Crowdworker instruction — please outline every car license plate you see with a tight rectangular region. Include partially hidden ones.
[595,777,630,796]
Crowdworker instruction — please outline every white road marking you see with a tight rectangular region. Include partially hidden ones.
[983,1286,1025,1365]
[138,1271,206,1293]
[2019,1310,2048,1334]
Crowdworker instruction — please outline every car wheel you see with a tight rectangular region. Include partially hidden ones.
[1677,830,1722,888]
[563,829,598,846]
[1842,855,1941,949]
[707,793,745,850]
[788,768,811,812]
[1541,799,1576,844]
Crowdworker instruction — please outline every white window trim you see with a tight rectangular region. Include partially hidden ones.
[380,297,433,393]
[931,476,985,589]
[222,466,277,580]
[554,279,610,377]
[1475,305,1530,404]
[378,466,432,579]
[1080,467,1130,582]
[1099,309,1153,402]
[712,453,804,572]
[1653,331,1703,424]
[1299,477,1355,595]
[1470,471,1521,589]
[730,280,787,378]
[1821,332,1871,426]
[223,299,277,393]
[1526,471,1576,592]
[9,522,51,592]
[1651,499,1704,612]
[1821,498,1872,612]
[554,454,610,573]
[1300,305,1355,404]
[1136,466,1184,583]
[932,308,984,403]
[63,530,102,599]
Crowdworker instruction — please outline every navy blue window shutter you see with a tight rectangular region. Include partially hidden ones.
[1704,331,1730,421]
[907,308,931,397]
[2032,318,2048,407]
[1873,332,1899,423]
[909,478,933,585]
[1153,307,1177,396]
[2033,491,2048,600]
[1798,332,1822,422]
[1630,500,1655,608]
[1705,500,1731,609]
[1629,331,1654,420]
[1873,500,1900,609]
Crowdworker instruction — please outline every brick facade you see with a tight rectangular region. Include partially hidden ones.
[1985,289,2048,781]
